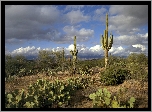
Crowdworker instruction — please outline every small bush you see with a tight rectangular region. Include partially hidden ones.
[101,67,131,86]
[126,53,148,81]
[78,65,93,76]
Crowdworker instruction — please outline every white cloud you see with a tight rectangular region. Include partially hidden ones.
[5,5,63,42]
[108,5,148,35]
[11,46,38,56]
[64,5,84,11]
[62,25,94,42]
[7,42,148,59]
[132,44,146,51]
[137,33,148,40]
[67,44,74,51]
[66,10,90,24]
[113,32,148,46]
[95,7,107,15]
[93,7,107,22]
[108,46,125,56]
[39,5,60,24]
[90,45,102,53]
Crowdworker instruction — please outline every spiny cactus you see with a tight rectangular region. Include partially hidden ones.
[62,48,65,62]
[101,13,113,68]
[62,48,65,72]
[70,36,78,74]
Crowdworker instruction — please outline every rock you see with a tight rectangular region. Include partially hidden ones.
[64,71,70,75]
[57,71,63,75]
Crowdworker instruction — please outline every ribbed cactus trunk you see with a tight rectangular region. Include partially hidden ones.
[70,36,78,74]
[101,13,113,68]
[105,49,108,68]
[62,48,65,72]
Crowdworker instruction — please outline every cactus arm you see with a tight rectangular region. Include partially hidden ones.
[108,34,113,49]
[70,50,73,55]
[104,30,107,46]
[101,35,105,50]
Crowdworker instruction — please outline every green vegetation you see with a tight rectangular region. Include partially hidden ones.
[89,88,136,108]
[5,77,93,108]
[100,68,130,86]
[5,52,148,108]
[126,53,148,81]
[5,13,148,108]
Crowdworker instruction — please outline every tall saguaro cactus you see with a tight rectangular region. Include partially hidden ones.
[62,48,65,72]
[101,13,113,68]
[70,36,78,74]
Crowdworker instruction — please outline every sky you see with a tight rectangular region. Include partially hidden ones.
[5,5,148,59]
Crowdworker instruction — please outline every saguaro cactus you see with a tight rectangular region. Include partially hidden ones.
[70,36,78,74]
[101,13,113,68]
[62,48,65,72]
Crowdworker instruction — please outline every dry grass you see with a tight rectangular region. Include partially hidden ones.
[5,68,148,108]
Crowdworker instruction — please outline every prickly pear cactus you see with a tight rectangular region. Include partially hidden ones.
[89,88,136,108]
[89,88,111,108]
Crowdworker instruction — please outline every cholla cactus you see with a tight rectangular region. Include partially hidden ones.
[101,13,113,68]
[70,36,78,74]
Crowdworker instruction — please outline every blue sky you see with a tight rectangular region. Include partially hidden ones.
[5,5,148,58]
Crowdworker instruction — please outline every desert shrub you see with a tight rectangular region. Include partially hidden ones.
[5,55,27,78]
[126,53,148,81]
[77,59,103,69]
[127,53,148,66]
[78,65,93,76]
[107,56,127,68]
[126,62,148,81]
[100,67,131,86]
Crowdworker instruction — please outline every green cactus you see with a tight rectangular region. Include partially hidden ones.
[101,13,113,68]
[62,48,65,62]
[89,88,136,108]
[70,36,78,74]
[62,48,65,72]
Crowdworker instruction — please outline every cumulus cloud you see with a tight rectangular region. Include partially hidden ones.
[108,5,148,35]
[93,7,107,22]
[5,5,148,58]
[11,46,41,56]
[66,10,90,24]
[53,25,94,43]
[132,44,146,51]
[5,38,26,44]
[5,5,62,42]
[109,46,126,56]
[113,32,148,46]
[64,5,84,11]
[95,8,107,15]
[6,42,148,59]
[90,45,103,54]
[5,5,93,44]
